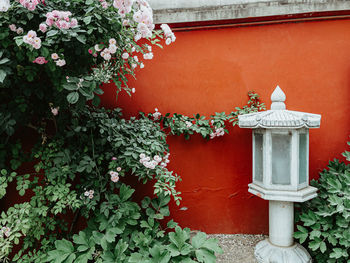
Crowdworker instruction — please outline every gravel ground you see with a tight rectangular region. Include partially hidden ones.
[209,234,267,263]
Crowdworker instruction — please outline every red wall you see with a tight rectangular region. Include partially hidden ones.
[102,18,350,234]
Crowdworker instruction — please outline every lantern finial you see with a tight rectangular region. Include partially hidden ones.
[271,85,286,110]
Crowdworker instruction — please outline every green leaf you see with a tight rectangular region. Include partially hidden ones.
[67,92,79,104]
[77,35,87,44]
[296,225,308,234]
[119,184,135,202]
[294,231,308,244]
[309,229,321,240]
[63,83,78,91]
[47,30,59,37]
[55,239,74,254]
[167,219,178,229]
[330,248,345,259]
[92,95,100,106]
[309,240,321,251]
[320,241,327,253]
[195,248,216,263]
[15,38,24,46]
[168,226,189,249]
[202,238,223,254]
[192,232,206,249]
[83,16,92,25]
[0,58,10,65]
[85,0,93,4]
[64,253,76,263]
[0,69,6,83]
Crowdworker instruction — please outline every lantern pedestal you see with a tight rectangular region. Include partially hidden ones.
[254,201,312,263]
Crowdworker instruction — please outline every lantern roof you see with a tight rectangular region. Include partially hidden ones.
[238,86,321,129]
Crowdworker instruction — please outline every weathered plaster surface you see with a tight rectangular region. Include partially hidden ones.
[148,0,350,24]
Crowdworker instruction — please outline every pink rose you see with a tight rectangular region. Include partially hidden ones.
[33,56,48,64]
[9,24,16,32]
[39,23,47,33]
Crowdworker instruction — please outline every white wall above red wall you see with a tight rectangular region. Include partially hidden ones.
[148,0,350,24]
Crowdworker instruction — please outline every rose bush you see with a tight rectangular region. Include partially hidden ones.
[0,0,265,262]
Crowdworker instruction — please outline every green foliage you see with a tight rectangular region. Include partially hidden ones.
[47,191,222,263]
[160,91,265,140]
[295,142,350,262]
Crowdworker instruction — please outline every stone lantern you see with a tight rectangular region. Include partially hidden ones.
[238,86,321,263]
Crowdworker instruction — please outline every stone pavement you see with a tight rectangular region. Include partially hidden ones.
[209,234,267,263]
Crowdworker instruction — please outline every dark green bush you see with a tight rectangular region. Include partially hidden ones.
[295,142,350,263]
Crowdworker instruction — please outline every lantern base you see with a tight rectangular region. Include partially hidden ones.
[255,239,312,263]
[248,183,317,202]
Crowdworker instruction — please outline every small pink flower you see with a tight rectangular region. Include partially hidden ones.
[93,53,97,57]
[70,18,78,27]
[39,23,47,33]
[51,53,59,60]
[56,59,66,67]
[88,49,93,54]
[116,167,121,172]
[185,121,192,128]
[111,174,119,183]
[33,56,48,64]
[27,30,37,38]
[51,107,59,116]
[122,52,129,59]
[9,24,16,32]
[108,44,117,54]
[109,38,116,45]
[16,27,24,34]
[165,38,172,45]
[143,52,153,60]
[112,157,117,160]
[94,44,102,52]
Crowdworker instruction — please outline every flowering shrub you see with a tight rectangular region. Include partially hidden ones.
[0,0,266,262]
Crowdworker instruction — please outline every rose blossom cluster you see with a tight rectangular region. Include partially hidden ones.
[133,2,154,40]
[210,127,225,139]
[51,53,66,67]
[33,56,48,64]
[113,0,134,17]
[9,24,24,35]
[109,170,120,183]
[161,24,176,45]
[45,11,78,30]
[19,0,41,11]
[0,226,11,237]
[92,38,118,61]
[141,44,153,60]
[139,153,169,169]
[152,108,161,121]
[84,190,94,199]
[23,30,41,49]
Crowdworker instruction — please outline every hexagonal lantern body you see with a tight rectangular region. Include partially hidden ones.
[239,86,321,202]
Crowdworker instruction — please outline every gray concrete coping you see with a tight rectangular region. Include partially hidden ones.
[148,0,350,24]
